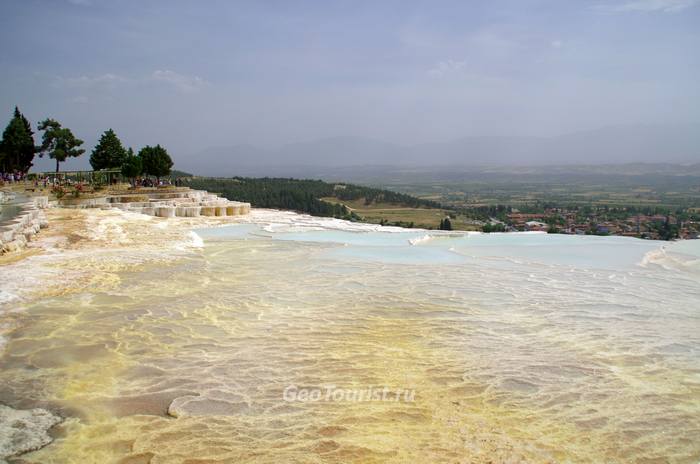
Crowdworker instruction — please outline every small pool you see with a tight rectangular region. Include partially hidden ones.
[0,193,26,224]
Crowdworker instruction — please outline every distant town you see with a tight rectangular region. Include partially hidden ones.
[488,208,700,240]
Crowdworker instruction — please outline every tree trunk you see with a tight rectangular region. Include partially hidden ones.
[55,158,60,173]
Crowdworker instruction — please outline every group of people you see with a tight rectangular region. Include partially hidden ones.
[1,172,64,187]
[0,171,27,184]
[2,171,187,189]
[134,177,186,187]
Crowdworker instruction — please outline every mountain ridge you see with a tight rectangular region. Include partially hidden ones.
[180,124,699,176]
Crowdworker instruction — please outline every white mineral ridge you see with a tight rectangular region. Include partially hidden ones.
[168,395,249,418]
[0,404,61,462]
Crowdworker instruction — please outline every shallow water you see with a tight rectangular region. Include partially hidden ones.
[0,192,25,223]
[2,223,700,463]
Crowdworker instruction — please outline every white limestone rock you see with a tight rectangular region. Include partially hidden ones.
[156,207,176,218]
[167,395,249,418]
[0,404,61,462]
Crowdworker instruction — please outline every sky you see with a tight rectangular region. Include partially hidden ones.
[0,0,698,170]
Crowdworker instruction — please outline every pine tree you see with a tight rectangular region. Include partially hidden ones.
[90,128,127,170]
[38,118,85,173]
[138,144,173,181]
[0,106,37,173]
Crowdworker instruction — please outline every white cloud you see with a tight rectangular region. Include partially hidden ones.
[551,40,564,49]
[54,73,128,88]
[428,60,467,77]
[151,70,208,93]
[52,71,208,94]
[596,0,698,13]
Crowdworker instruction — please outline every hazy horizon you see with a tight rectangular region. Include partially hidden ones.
[1,0,699,171]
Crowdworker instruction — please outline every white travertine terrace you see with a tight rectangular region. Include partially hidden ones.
[58,188,251,219]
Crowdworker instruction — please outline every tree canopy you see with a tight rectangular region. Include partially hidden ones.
[90,128,127,170]
[121,148,142,184]
[185,177,440,222]
[138,144,173,180]
[0,106,37,173]
[38,118,85,173]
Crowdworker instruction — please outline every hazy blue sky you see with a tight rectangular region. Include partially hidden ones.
[1,0,698,167]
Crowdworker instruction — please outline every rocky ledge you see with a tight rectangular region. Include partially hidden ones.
[0,192,49,254]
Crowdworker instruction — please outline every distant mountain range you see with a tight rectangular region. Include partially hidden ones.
[179,125,700,176]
